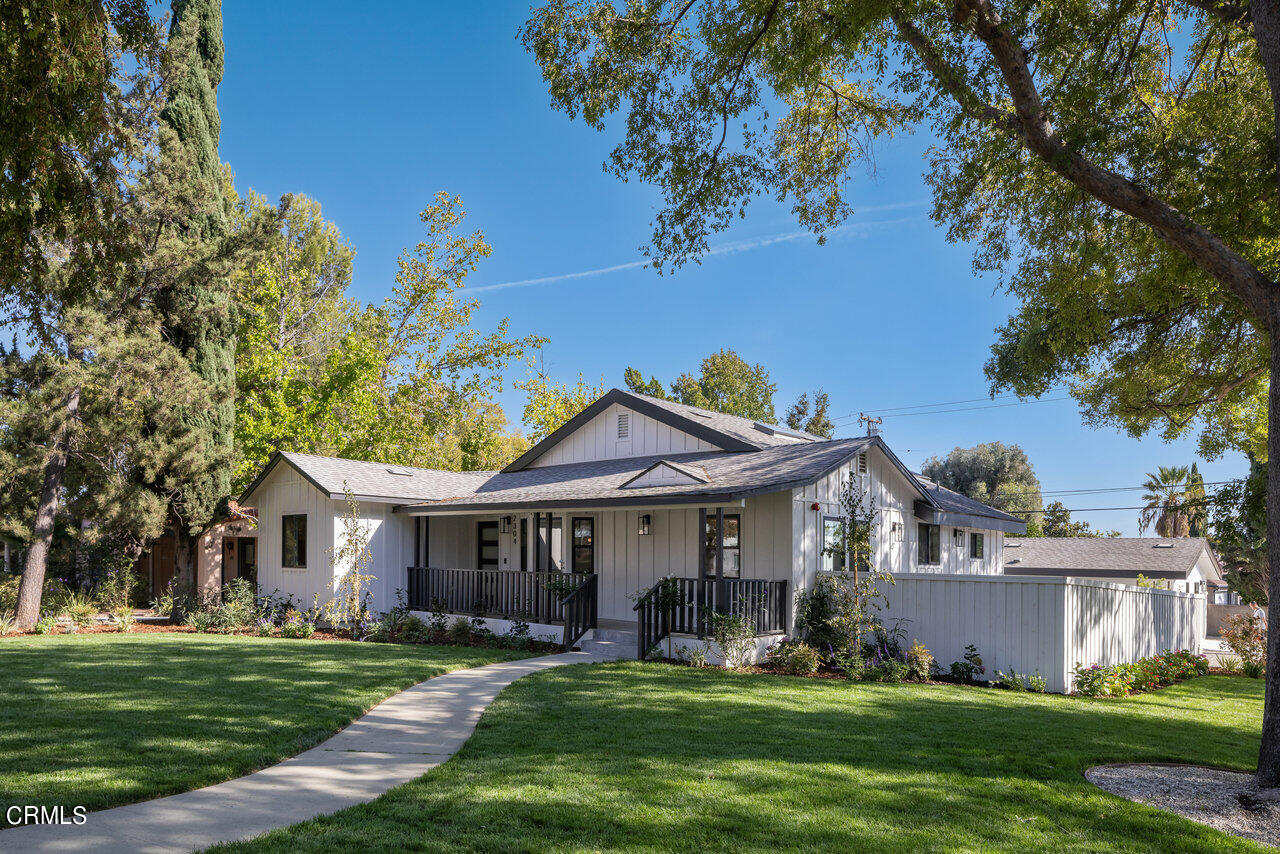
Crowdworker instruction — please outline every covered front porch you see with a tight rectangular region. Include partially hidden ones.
[400,504,790,655]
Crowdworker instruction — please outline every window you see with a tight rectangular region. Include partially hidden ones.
[822,516,846,572]
[282,514,307,568]
[970,532,985,559]
[572,517,595,573]
[617,412,630,439]
[704,513,741,578]
[917,523,940,565]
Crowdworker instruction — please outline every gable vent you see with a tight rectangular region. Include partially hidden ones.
[857,452,867,474]
[617,412,631,440]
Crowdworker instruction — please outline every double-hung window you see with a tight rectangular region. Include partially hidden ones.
[822,516,847,572]
[282,514,307,568]
[917,522,941,566]
[703,513,741,578]
[970,532,985,559]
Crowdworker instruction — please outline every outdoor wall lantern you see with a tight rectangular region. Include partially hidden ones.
[500,515,511,534]
[638,514,652,536]
[891,522,904,542]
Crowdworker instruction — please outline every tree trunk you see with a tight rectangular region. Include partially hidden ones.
[14,386,81,628]
[1256,337,1280,788]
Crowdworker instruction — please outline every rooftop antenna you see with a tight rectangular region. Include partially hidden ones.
[859,413,882,437]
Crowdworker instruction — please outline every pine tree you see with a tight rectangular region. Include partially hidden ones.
[157,0,236,557]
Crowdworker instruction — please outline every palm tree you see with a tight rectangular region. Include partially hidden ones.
[1139,464,1206,537]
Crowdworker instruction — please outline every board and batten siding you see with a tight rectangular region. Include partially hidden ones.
[840,571,1205,693]
[336,501,414,614]
[529,402,720,467]
[252,463,336,610]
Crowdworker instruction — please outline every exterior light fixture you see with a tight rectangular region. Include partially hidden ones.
[891,522,904,543]
[638,514,651,536]
[500,515,511,534]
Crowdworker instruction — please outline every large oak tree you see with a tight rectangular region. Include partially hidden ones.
[522,0,1280,788]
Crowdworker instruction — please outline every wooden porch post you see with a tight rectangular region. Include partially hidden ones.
[716,507,726,615]
[533,512,542,572]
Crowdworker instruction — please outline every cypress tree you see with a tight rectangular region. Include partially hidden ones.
[158,0,236,547]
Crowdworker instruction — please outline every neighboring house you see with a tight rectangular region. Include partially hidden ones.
[136,510,258,600]
[1003,537,1224,594]
[240,388,1024,651]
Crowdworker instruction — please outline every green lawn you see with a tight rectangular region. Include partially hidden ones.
[215,664,1266,853]
[0,633,527,813]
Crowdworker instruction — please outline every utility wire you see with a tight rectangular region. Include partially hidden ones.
[831,393,1024,421]
[873,397,1073,418]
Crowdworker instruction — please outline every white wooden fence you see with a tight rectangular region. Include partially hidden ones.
[819,572,1206,693]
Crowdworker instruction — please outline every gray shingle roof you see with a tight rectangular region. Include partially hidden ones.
[625,390,825,446]
[399,437,876,511]
[241,451,496,503]
[913,474,1025,524]
[1003,537,1221,582]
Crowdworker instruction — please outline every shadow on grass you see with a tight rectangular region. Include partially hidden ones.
[215,665,1267,854]
[0,634,525,813]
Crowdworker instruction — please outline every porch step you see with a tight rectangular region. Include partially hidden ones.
[575,638,632,660]
[588,626,637,644]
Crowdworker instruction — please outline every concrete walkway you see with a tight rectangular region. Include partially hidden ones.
[0,650,614,853]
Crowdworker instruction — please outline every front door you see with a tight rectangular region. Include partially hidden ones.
[477,522,500,570]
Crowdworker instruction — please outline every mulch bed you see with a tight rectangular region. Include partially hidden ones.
[1088,763,1280,848]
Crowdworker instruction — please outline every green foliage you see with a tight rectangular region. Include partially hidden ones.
[63,591,98,627]
[1073,650,1210,697]
[234,192,538,481]
[278,611,316,639]
[0,613,13,635]
[1219,655,1243,675]
[1221,614,1267,667]
[1210,458,1268,604]
[33,616,56,635]
[767,639,820,675]
[794,574,860,654]
[1038,501,1120,538]
[446,617,473,645]
[624,348,777,422]
[921,442,1042,524]
[1139,464,1207,537]
[994,670,1026,691]
[1244,660,1266,679]
[705,611,755,669]
[517,363,606,443]
[783,390,834,439]
[949,645,985,683]
[905,640,933,683]
[111,607,135,633]
[1027,672,1048,693]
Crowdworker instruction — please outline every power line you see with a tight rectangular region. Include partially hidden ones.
[873,397,1073,418]
[832,393,1024,421]
[996,480,1236,498]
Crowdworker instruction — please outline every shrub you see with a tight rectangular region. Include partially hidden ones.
[188,610,218,634]
[111,606,135,632]
[994,669,1025,691]
[254,618,275,637]
[1222,614,1266,667]
[794,574,860,654]
[1219,655,1243,674]
[833,646,867,680]
[34,616,56,635]
[279,612,316,639]
[1073,649,1209,697]
[682,641,711,668]
[705,611,755,669]
[1243,659,1266,679]
[446,617,473,645]
[1028,672,1047,693]
[949,645,985,682]
[399,615,431,643]
[905,640,933,682]
[0,613,13,635]
[768,639,820,675]
[874,660,910,683]
[425,597,449,634]
[63,591,98,627]
[94,564,141,611]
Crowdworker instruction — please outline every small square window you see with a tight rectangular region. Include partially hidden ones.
[282,514,307,568]
[970,532,985,560]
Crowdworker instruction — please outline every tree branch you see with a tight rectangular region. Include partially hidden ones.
[949,0,1280,330]
[1181,0,1252,27]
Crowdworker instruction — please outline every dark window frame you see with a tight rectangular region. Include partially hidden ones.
[917,522,941,566]
[970,532,985,560]
[703,512,742,579]
[282,514,307,569]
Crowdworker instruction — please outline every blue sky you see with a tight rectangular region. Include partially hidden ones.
[216,2,1245,535]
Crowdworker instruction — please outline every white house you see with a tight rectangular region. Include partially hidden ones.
[239,388,1206,688]
[239,388,1024,651]
[1003,537,1224,593]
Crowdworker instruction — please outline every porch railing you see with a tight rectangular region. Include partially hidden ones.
[633,576,788,659]
[560,574,598,650]
[406,566,592,625]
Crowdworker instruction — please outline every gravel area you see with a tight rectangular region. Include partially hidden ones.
[1087,763,1280,849]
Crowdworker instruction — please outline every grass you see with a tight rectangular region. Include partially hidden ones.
[215,664,1267,853]
[0,633,528,813]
